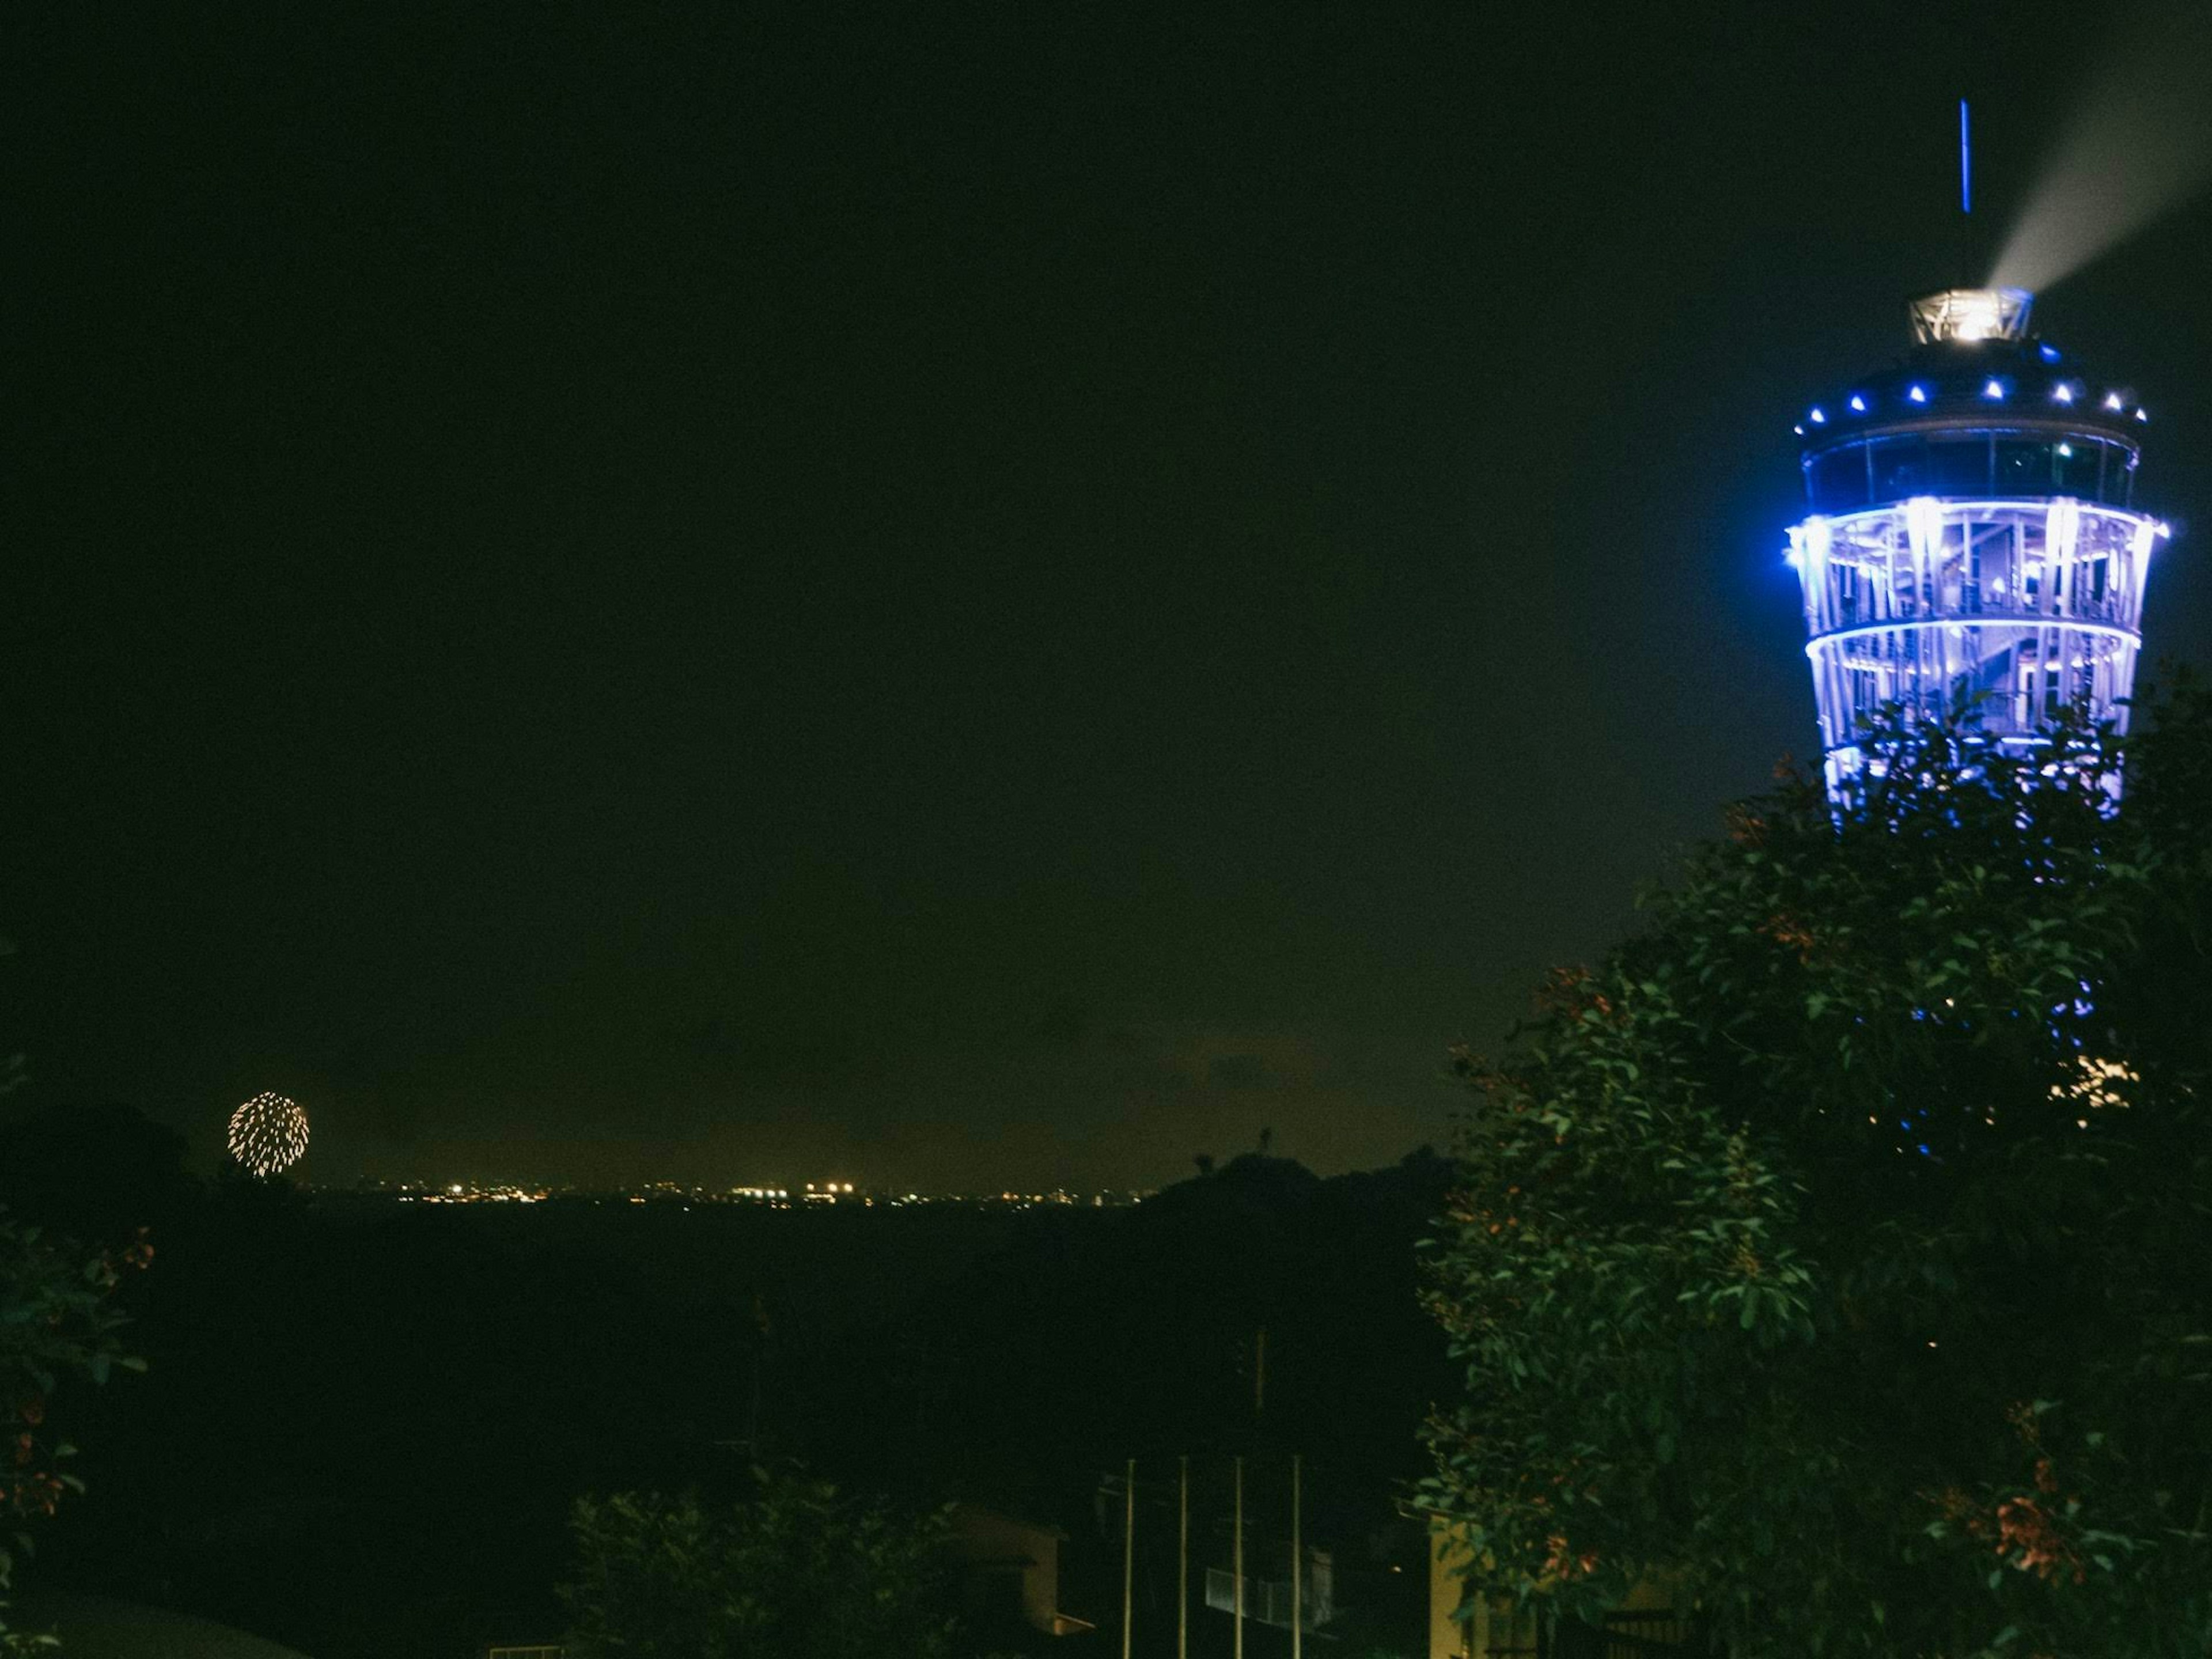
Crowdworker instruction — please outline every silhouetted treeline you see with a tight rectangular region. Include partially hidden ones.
[0,1103,1450,1657]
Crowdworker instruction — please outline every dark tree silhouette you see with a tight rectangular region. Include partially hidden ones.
[0,1099,194,1245]
[1421,691,2212,1659]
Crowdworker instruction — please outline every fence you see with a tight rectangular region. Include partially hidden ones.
[1480,1607,1706,1659]
[1202,1567,1332,1629]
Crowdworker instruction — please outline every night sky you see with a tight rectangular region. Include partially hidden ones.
[14,3,2212,1191]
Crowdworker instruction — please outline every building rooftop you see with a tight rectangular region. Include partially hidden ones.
[14,1595,313,1659]
[1796,291,2146,449]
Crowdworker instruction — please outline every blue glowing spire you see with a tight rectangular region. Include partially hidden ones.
[1959,99,1972,217]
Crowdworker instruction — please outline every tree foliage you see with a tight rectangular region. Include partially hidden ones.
[0,1213,151,1654]
[1417,690,2212,1658]
[558,1468,960,1658]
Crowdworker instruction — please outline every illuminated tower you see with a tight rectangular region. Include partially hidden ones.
[1787,286,2168,796]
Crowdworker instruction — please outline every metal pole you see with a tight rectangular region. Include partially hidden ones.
[1122,1458,1135,1659]
[1290,1453,1302,1659]
[1233,1455,1244,1659]
[747,1291,768,1451]
[1178,1455,1189,1659]
[747,1347,763,1449]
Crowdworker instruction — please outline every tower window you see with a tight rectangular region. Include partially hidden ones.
[1809,446,1871,510]
[1995,438,2052,491]
[1870,436,1927,502]
[1927,434,1993,495]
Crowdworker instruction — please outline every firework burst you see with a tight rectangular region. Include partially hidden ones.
[228,1092,309,1176]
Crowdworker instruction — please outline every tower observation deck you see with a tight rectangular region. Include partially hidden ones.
[1787,287,2169,796]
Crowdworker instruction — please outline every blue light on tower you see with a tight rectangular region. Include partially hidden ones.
[1786,287,2169,797]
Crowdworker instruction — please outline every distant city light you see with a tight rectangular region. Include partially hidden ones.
[378,1181,1145,1210]
[228,1092,309,1177]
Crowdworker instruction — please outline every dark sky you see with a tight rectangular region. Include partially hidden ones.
[13,2,2211,1191]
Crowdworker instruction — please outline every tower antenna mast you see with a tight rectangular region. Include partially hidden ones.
[1959,97,1972,217]
[1956,97,1974,285]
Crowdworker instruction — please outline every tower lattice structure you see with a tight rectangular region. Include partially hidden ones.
[1787,287,2168,796]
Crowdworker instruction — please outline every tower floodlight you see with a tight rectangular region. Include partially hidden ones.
[1908,287,2033,345]
[1787,289,2165,797]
